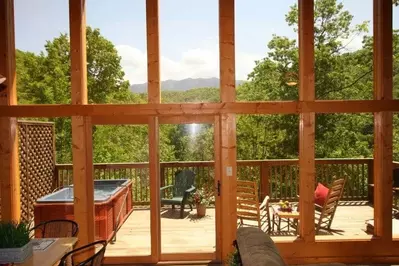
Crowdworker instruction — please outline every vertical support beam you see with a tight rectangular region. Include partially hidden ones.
[373,0,393,241]
[147,0,160,104]
[298,0,315,242]
[69,0,95,248]
[146,0,161,261]
[219,0,236,261]
[0,0,20,222]
[148,116,160,262]
[260,162,270,200]
[214,115,222,261]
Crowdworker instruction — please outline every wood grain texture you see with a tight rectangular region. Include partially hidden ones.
[372,0,393,241]
[0,0,20,222]
[298,0,316,242]
[103,205,379,262]
[92,115,214,125]
[146,0,161,260]
[213,115,222,261]
[219,0,236,261]
[149,117,160,262]
[69,0,95,251]
[146,0,160,103]
[71,116,95,246]
[69,0,87,105]
[2,100,399,118]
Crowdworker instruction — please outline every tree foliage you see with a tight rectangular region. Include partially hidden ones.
[16,1,399,165]
[237,0,398,160]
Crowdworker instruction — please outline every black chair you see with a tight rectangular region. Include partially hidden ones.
[58,240,107,266]
[31,219,79,238]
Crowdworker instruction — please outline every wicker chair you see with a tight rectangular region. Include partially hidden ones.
[31,219,79,238]
[58,240,107,266]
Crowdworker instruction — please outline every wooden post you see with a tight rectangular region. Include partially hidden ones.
[367,159,374,203]
[147,0,160,104]
[0,0,20,223]
[298,0,316,242]
[219,0,237,261]
[260,162,270,200]
[69,0,95,248]
[373,0,393,241]
[214,115,222,261]
[146,0,161,261]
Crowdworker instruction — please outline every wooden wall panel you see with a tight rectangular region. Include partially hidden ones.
[298,0,315,242]
[219,0,236,260]
[69,0,95,249]
[372,0,393,241]
[0,0,20,222]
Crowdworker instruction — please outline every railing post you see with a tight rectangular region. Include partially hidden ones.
[260,161,270,201]
[160,164,165,199]
[368,159,374,203]
[53,166,59,190]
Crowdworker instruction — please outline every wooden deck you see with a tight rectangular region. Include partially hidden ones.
[105,202,375,257]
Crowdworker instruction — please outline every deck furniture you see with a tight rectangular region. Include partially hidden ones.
[234,227,286,266]
[271,205,300,234]
[315,178,346,234]
[160,169,196,218]
[15,237,77,266]
[30,219,79,238]
[237,180,261,229]
[234,227,346,266]
[58,240,107,266]
[260,196,272,233]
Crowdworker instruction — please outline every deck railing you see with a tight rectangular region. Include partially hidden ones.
[54,158,374,204]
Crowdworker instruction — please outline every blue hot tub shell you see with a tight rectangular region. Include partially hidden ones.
[37,179,130,203]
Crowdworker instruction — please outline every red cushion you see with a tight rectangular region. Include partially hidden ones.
[314,183,329,206]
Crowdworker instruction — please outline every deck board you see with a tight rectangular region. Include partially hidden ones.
[105,202,376,257]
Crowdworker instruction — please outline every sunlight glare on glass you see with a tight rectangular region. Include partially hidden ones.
[190,123,198,135]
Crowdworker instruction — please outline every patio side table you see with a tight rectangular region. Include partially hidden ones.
[271,205,300,234]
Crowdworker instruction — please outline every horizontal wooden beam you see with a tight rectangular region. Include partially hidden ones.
[159,253,216,261]
[103,255,153,265]
[92,115,215,125]
[277,239,399,264]
[1,100,399,117]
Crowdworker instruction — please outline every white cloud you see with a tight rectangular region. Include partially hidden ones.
[338,34,366,52]
[116,44,261,84]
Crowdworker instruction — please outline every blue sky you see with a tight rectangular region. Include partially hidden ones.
[14,0,399,84]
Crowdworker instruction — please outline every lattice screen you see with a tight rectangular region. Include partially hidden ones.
[0,121,55,222]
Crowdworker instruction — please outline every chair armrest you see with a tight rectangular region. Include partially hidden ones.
[185,186,196,193]
[315,203,323,212]
[160,185,174,191]
[183,186,196,203]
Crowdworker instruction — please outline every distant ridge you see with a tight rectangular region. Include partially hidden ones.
[130,77,246,93]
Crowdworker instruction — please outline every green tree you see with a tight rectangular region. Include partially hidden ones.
[17,27,139,163]
[236,0,388,160]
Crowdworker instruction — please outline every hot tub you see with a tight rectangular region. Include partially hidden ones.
[34,179,133,241]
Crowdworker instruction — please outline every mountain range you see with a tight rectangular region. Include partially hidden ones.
[130,77,246,93]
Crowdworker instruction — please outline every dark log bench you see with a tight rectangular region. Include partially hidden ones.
[234,227,346,266]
